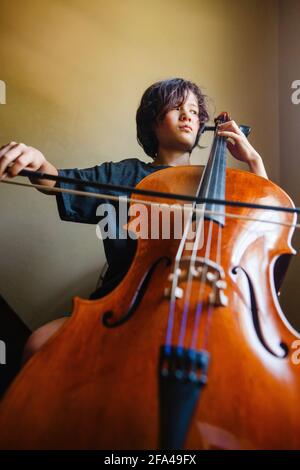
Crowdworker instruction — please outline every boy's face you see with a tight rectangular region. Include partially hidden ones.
[154,91,200,155]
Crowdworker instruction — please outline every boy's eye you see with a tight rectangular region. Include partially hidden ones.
[173,107,198,114]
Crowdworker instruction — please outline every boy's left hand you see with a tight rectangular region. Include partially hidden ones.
[217,120,260,165]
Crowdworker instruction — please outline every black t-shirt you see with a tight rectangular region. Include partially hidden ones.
[55,158,170,298]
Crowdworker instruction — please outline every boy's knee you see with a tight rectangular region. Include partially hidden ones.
[21,317,68,365]
[22,332,41,364]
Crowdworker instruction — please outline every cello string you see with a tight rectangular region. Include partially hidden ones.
[164,162,210,350]
[176,206,206,348]
[202,222,223,349]
[177,130,222,349]
[0,180,300,229]
[190,220,215,350]
[190,134,226,350]
[164,138,215,350]
[197,134,226,350]
[164,206,194,350]
[176,127,225,348]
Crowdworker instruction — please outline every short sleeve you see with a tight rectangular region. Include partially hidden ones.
[55,163,112,224]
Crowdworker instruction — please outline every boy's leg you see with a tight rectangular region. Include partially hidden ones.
[22,317,69,365]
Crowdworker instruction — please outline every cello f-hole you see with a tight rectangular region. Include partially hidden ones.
[232,266,289,359]
[102,256,171,328]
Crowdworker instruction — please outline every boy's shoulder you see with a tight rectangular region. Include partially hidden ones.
[109,157,147,168]
[105,157,150,175]
[94,157,149,186]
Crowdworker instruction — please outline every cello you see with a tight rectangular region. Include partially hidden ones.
[0,112,299,450]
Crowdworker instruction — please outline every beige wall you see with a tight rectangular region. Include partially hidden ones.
[0,0,282,329]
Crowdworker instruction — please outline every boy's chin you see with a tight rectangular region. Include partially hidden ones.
[180,135,195,150]
[178,139,195,152]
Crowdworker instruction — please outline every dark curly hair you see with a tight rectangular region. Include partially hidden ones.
[136,78,209,159]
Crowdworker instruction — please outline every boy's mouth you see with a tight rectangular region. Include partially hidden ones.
[179,125,192,132]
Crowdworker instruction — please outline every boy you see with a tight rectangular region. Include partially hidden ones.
[0,78,268,362]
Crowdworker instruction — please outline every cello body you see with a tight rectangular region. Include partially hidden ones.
[0,165,299,450]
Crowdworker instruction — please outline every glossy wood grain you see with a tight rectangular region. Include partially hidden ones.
[0,166,299,450]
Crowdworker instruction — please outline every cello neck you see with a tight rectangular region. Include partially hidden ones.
[197,112,229,226]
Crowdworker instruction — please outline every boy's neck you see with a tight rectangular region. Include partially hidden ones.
[152,149,191,167]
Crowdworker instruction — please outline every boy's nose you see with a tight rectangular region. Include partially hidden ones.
[180,112,192,121]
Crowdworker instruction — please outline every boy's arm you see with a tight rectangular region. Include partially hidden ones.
[246,153,268,179]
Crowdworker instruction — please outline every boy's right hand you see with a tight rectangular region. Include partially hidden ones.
[0,142,46,179]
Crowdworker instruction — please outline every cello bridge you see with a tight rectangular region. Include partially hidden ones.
[164,256,228,307]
